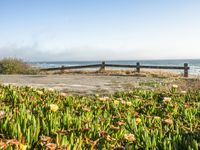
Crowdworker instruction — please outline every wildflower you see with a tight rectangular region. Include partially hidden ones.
[0,110,5,119]
[153,116,161,120]
[181,91,187,94]
[8,139,20,145]
[113,100,120,105]
[126,101,132,106]
[99,97,109,101]
[40,136,52,143]
[172,84,178,88]
[116,121,125,126]
[60,92,67,97]
[48,88,54,92]
[19,144,27,150]
[106,135,116,141]
[136,118,141,124]
[37,90,43,95]
[112,115,119,119]
[124,133,136,142]
[184,103,190,108]
[163,119,173,125]
[110,125,120,130]
[45,143,57,149]
[121,100,126,104]
[49,104,59,112]
[163,97,171,103]
[0,142,7,149]
[82,107,91,112]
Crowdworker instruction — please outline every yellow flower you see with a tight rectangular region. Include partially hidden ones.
[113,100,120,105]
[163,97,171,103]
[124,133,136,142]
[37,90,43,95]
[135,118,141,124]
[153,116,161,120]
[126,101,132,106]
[172,84,178,88]
[50,104,59,112]
[19,144,27,150]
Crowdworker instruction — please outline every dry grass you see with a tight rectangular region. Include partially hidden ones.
[175,77,200,91]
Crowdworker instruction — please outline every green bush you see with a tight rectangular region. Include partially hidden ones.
[0,58,38,74]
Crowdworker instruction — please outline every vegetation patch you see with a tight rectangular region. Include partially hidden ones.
[0,85,199,149]
[0,58,38,74]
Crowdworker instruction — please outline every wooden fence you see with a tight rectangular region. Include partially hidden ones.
[40,61,190,77]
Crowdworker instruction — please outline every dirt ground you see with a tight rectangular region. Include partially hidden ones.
[0,74,182,95]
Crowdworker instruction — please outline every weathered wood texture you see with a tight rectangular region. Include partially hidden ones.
[40,62,190,77]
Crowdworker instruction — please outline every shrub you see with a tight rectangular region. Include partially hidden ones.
[0,58,38,74]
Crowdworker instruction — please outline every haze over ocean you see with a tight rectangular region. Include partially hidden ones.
[0,0,200,61]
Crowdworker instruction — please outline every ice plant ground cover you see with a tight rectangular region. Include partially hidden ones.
[0,85,199,149]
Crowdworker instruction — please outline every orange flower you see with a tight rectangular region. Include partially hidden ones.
[0,142,7,149]
[7,139,20,145]
[116,121,125,126]
[184,103,190,108]
[163,119,173,125]
[46,143,57,150]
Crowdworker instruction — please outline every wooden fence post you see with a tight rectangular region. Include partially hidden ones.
[99,61,105,72]
[184,63,189,77]
[61,65,65,74]
[136,62,140,73]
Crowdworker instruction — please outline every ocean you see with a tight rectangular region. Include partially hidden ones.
[29,59,200,75]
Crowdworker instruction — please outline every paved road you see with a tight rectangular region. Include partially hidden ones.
[0,74,170,95]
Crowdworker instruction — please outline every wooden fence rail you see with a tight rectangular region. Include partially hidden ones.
[40,62,190,77]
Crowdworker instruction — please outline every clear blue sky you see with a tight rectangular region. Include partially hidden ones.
[0,0,200,61]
